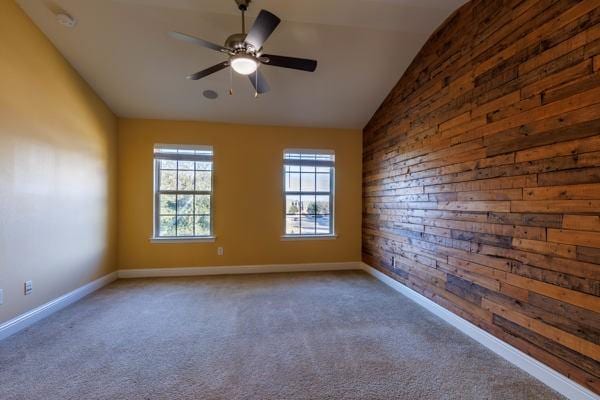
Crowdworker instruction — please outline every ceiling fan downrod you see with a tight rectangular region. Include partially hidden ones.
[235,0,251,35]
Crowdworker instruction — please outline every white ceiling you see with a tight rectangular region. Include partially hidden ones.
[17,0,465,129]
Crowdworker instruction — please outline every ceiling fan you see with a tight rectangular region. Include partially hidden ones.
[169,0,318,96]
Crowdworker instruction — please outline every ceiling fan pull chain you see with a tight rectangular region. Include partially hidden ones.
[229,65,234,96]
[254,68,259,98]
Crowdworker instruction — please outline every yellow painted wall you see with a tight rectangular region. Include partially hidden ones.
[0,2,117,323]
[118,119,362,268]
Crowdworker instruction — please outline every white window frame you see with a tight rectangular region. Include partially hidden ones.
[152,144,215,242]
[282,148,336,239]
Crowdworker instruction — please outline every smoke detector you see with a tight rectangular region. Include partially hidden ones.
[56,12,77,28]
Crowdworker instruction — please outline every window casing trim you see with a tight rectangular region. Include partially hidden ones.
[280,234,337,241]
[282,149,335,237]
[154,143,212,151]
[150,236,216,243]
[152,145,214,239]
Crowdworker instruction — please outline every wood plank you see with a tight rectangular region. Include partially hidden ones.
[548,229,600,248]
[538,166,600,186]
[471,90,520,117]
[505,273,600,311]
[510,261,600,297]
[521,60,591,98]
[512,238,577,259]
[456,189,522,201]
[454,85,600,145]
[542,71,600,105]
[436,201,511,212]
[528,292,600,336]
[523,183,600,200]
[511,200,600,213]
[482,298,600,360]
[577,246,600,264]
[515,134,600,162]
[518,28,589,75]
[563,215,600,231]
[492,314,600,377]
[485,109,600,157]
[473,242,600,280]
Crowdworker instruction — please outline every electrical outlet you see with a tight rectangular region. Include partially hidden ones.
[0,289,3,305]
[217,247,224,256]
[24,280,33,296]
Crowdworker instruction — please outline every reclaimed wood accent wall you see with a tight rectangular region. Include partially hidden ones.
[362,0,600,392]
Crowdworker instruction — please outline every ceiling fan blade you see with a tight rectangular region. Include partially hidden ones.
[248,70,270,94]
[169,31,230,53]
[261,54,317,72]
[187,61,229,80]
[244,10,281,50]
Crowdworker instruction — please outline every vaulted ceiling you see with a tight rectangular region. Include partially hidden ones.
[17,0,465,128]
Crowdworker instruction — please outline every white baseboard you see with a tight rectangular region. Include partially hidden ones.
[361,263,599,400]
[0,272,118,341]
[117,261,362,278]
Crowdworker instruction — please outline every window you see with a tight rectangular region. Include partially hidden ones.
[283,149,334,237]
[153,144,213,239]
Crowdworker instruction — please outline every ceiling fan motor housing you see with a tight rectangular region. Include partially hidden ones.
[225,33,254,53]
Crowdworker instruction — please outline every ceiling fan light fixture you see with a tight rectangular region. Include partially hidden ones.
[230,54,258,75]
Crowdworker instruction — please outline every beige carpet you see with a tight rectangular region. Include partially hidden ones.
[0,271,564,399]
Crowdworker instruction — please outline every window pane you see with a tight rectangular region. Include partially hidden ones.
[159,216,176,237]
[316,154,333,161]
[177,194,194,215]
[316,195,330,214]
[300,195,315,215]
[285,172,300,192]
[301,173,315,192]
[195,216,210,236]
[285,152,301,160]
[316,173,330,192]
[159,194,176,215]
[160,159,177,169]
[195,161,212,171]
[286,195,300,214]
[286,215,300,235]
[178,160,194,170]
[283,150,334,236]
[300,215,316,234]
[176,216,194,236]
[155,146,213,239]
[316,215,331,234]
[195,195,210,214]
[156,148,178,154]
[177,171,194,191]
[160,170,177,190]
[301,165,315,173]
[195,171,211,191]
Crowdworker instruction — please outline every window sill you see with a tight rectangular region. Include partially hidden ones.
[150,236,216,243]
[281,234,337,241]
